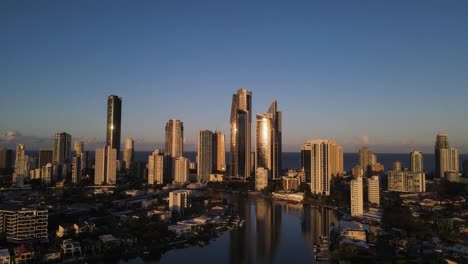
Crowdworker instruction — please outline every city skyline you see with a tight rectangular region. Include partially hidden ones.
[2,1,468,153]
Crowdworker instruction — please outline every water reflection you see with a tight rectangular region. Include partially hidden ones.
[229,197,338,264]
[302,206,337,247]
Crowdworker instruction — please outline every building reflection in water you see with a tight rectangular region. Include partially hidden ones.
[229,197,337,263]
[302,206,337,246]
[230,197,282,264]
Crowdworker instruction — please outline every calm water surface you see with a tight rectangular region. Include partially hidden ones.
[122,195,339,264]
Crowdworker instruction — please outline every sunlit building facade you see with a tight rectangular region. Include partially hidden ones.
[301,140,343,195]
[123,137,134,170]
[230,89,252,180]
[255,100,282,180]
[350,177,363,216]
[410,151,423,172]
[94,146,117,185]
[147,149,165,185]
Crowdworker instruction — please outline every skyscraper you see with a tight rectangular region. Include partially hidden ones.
[449,147,459,173]
[148,149,164,185]
[53,132,71,163]
[255,100,282,180]
[94,146,117,185]
[71,155,81,184]
[301,140,343,196]
[213,130,226,172]
[368,175,380,205]
[230,89,252,180]
[410,151,423,172]
[106,95,122,159]
[350,177,363,217]
[173,157,189,183]
[358,147,376,174]
[392,160,402,171]
[13,144,28,186]
[123,137,134,170]
[74,141,84,155]
[0,148,13,175]
[435,133,449,177]
[165,119,184,158]
[38,149,53,168]
[197,130,213,182]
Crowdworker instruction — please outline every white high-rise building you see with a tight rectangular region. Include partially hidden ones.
[41,163,53,185]
[169,190,191,214]
[410,151,423,172]
[13,144,29,186]
[388,171,426,192]
[350,177,363,217]
[301,140,343,195]
[123,137,134,170]
[197,130,213,182]
[255,167,269,191]
[173,157,189,183]
[449,148,459,172]
[368,175,380,205]
[148,150,164,185]
[94,147,117,185]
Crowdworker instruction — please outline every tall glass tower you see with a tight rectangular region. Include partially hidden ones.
[255,100,282,180]
[106,95,122,159]
[230,89,252,180]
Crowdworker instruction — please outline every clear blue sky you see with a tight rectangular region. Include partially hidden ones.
[1,0,467,153]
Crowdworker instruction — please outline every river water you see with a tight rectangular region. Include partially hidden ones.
[122,194,339,264]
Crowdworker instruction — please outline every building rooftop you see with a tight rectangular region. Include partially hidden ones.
[0,249,10,257]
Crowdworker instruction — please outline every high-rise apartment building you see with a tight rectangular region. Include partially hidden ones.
[392,160,402,171]
[173,157,189,183]
[13,144,28,186]
[410,151,423,172]
[301,140,343,196]
[449,148,459,173]
[358,147,376,174]
[0,208,48,243]
[388,171,426,192]
[123,137,134,170]
[94,147,117,185]
[165,119,184,158]
[350,177,363,217]
[197,130,213,182]
[53,132,71,163]
[41,163,53,185]
[255,100,282,180]
[435,133,451,177]
[230,89,252,180]
[74,141,84,155]
[71,155,81,184]
[213,130,226,172]
[106,95,122,159]
[169,190,191,214]
[148,150,165,185]
[368,175,380,205]
[38,149,53,168]
[0,148,13,175]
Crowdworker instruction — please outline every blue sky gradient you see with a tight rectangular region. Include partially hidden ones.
[1,0,467,152]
